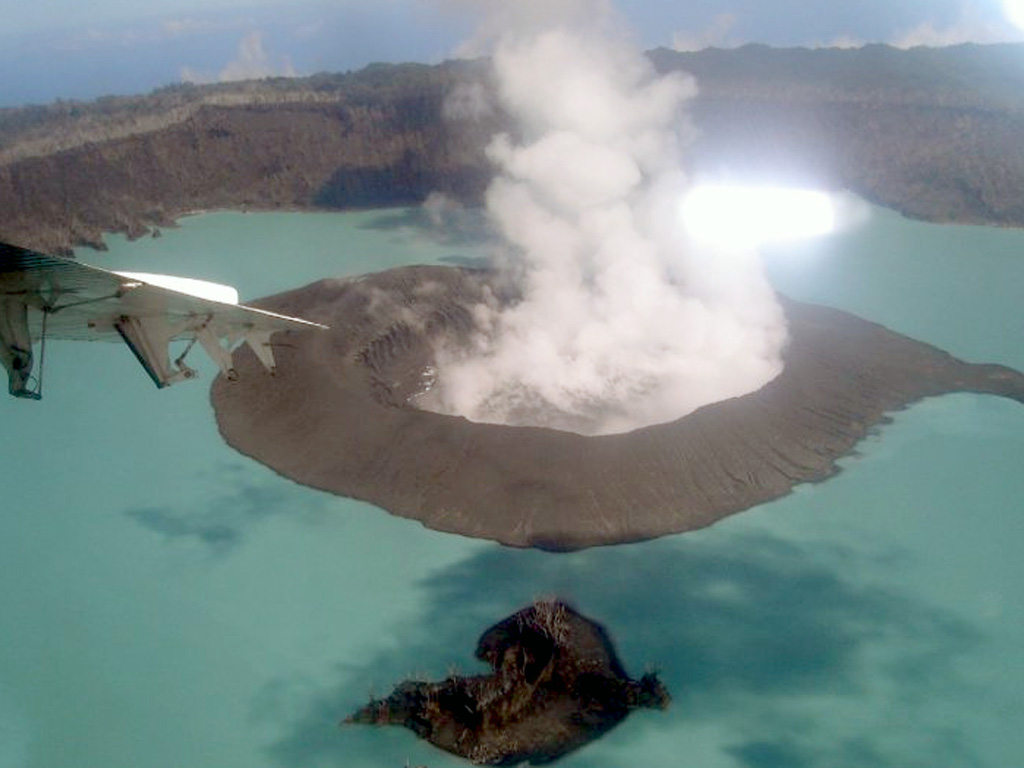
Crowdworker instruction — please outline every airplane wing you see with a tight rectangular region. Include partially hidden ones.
[0,241,328,399]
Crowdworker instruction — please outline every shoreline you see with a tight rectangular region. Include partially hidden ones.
[210,265,1024,551]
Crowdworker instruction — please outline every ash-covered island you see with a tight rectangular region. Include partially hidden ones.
[210,264,1024,550]
[344,599,669,765]
[208,19,1024,550]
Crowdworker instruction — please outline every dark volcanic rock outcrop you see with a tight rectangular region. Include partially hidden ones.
[344,599,669,765]
[210,265,1024,551]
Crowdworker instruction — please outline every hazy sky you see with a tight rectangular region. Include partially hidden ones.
[1,0,1023,105]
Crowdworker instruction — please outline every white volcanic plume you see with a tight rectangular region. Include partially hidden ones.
[423,5,788,435]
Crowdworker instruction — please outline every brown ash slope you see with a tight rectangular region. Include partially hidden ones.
[344,599,669,765]
[0,62,495,254]
[210,265,1024,551]
[4,44,1024,254]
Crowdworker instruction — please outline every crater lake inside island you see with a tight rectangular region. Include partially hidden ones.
[1,199,1022,768]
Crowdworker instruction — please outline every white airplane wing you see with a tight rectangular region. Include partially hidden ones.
[0,241,328,399]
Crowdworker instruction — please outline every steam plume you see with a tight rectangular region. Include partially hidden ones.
[423,4,787,435]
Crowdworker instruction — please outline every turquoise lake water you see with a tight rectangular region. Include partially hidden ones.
[1,201,1022,768]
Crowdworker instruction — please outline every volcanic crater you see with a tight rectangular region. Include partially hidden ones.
[211,264,1024,551]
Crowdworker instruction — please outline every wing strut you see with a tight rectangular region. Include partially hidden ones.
[242,330,277,374]
[36,308,48,398]
[196,322,239,381]
[115,314,196,389]
[0,297,41,399]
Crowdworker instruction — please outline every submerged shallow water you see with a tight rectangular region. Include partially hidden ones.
[1,202,1022,768]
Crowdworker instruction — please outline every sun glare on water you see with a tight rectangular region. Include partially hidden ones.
[682,184,837,248]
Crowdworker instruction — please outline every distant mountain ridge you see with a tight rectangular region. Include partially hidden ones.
[2,44,1023,253]
[655,44,1024,227]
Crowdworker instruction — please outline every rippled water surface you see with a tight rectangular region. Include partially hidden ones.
[2,202,1022,768]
